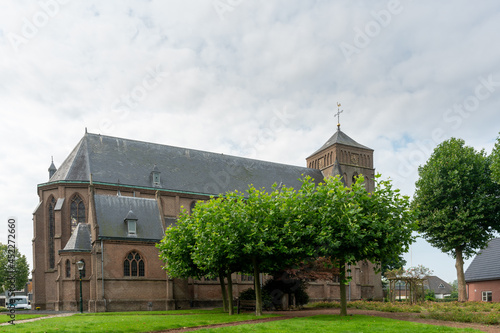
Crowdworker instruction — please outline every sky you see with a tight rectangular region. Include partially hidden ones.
[1,0,499,285]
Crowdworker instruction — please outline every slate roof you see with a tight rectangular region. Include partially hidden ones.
[425,276,453,295]
[94,194,164,241]
[47,133,324,196]
[308,129,372,158]
[465,238,500,282]
[60,223,92,253]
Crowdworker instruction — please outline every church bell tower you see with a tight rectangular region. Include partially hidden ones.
[306,105,375,192]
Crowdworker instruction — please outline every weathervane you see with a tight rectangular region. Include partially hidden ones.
[334,102,343,130]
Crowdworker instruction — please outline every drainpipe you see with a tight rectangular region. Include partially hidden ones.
[101,239,106,309]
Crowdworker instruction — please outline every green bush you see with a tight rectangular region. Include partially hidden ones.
[238,288,273,310]
[262,277,309,308]
[425,289,435,301]
[308,301,341,309]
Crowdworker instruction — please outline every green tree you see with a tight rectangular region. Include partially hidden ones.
[413,138,500,302]
[0,244,30,292]
[233,183,318,316]
[190,191,249,315]
[491,133,500,183]
[381,254,407,276]
[313,175,415,315]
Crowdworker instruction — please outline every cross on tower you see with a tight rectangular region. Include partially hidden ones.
[335,102,343,130]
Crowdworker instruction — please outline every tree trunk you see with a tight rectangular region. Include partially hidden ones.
[218,271,228,312]
[339,262,347,316]
[252,256,263,316]
[455,248,467,302]
[226,271,234,315]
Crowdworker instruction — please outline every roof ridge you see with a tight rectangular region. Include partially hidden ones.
[86,132,315,171]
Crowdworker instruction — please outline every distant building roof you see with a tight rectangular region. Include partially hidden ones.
[94,194,164,241]
[424,276,453,295]
[46,133,324,196]
[465,238,500,282]
[60,223,92,253]
[308,129,372,158]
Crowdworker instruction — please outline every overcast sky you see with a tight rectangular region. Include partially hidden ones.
[1,0,499,285]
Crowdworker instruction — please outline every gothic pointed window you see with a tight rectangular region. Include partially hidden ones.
[124,251,145,277]
[48,197,56,269]
[190,201,196,215]
[70,194,86,233]
[65,259,71,278]
[352,172,359,185]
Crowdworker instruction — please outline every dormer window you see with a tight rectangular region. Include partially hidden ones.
[151,164,161,187]
[128,220,136,235]
[124,210,138,237]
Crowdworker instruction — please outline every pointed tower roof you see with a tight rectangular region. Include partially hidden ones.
[60,223,91,253]
[48,157,57,179]
[308,128,373,158]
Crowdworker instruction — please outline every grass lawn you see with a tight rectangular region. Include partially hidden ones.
[196,315,483,333]
[0,312,277,333]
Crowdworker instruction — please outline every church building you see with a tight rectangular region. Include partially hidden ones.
[32,126,381,312]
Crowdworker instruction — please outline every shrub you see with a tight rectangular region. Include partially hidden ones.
[238,288,273,310]
[425,289,435,301]
[308,301,341,309]
[262,277,309,308]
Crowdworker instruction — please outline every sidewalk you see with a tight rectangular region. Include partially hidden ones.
[0,312,74,326]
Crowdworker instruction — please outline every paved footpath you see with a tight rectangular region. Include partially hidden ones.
[0,312,75,326]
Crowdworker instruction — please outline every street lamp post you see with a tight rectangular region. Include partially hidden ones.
[77,260,85,313]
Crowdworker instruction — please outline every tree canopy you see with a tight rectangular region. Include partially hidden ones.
[491,133,500,183]
[413,137,500,301]
[158,174,415,316]
[311,175,415,315]
[0,244,30,293]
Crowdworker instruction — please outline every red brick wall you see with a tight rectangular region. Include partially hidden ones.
[467,280,500,302]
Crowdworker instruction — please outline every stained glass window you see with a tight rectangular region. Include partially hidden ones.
[70,194,86,233]
[65,259,71,278]
[124,251,145,277]
[48,197,56,269]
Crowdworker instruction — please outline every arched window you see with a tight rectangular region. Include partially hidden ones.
[190,201,196,215]
[352,172,359,185]
[48,197,56,269]
[70,194,86,233]
[124,251,145,277]
[65,259,71,278]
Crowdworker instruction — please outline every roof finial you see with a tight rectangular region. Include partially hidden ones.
[335,102,343,131]
[85,127,87,134]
